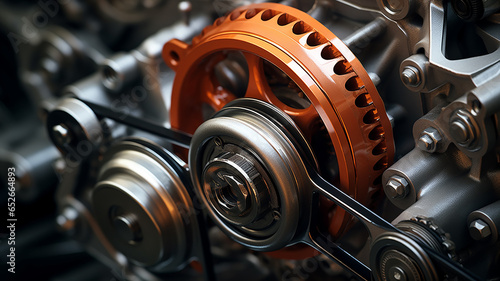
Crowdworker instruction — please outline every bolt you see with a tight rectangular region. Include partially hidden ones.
[379,250,421,281]
[401,66,421,88]
[214,137,223,146]
[449,110,477,148]
[101,65,119,89]
[386,0,404,12]
[469,219,491,240]
[385,175,409,199]
[417,134,434,152]
[449,120,469,144]
[204,152,270,225]
[178,1,192,25]
[388,266,407,281]
[112,214,142,244]
[52,124,72,145]
[215,173,249,212]
[417,127,442,153]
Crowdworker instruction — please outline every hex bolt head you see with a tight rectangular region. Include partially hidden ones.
[417,127,442,153]
[417,134,434,152]
[401,66,421,88]
[52,124,72,145]
[385,175,409,199]
[469,219,491,240]
[219,173,249,212]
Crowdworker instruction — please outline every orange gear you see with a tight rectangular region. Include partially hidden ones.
[163,3,394,258]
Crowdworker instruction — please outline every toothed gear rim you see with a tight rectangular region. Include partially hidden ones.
[163,2,394,240]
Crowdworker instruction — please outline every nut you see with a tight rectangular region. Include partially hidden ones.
[469,219,491,240]
[385,175,409,199]
[401,66,421,87]
[417,127,442,153]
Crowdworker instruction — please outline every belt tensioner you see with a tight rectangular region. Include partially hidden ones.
[163,2,394,256]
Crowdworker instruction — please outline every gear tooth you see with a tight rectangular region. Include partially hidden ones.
[257,8,275,21]
[320,44,342,60]
[166,2,394,241]
[243,8,260,20]
[399,218,458,260]
[276,12,297,26]
[228,9,244,21]
[214,17,224,26]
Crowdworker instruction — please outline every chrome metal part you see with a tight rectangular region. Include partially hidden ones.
[190,99,312,251]
[401,66,421,88]
[377,0,415,20]
[52,124,72,145]
[399,55,427,92]
[2,0,500,280]
[391,172,495,250]
[178,1,192,26]
[385,175,410,199]
[46,98,103,154]
[416,127,442,153]
[451,0,500,21]
[91,140,194,271]
[370,232,437,281]
[101,53,140,93]
[469,219,492,240]
[468,200,500,242]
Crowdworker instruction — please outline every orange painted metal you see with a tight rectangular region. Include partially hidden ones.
[163,3,394,258]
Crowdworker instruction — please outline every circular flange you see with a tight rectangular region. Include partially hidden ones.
[91,139,194,272]
[190,98,313,251]
[46,98,103,155]
[370,232,438,281]
[164,2,394,242]
[377,0,415,20]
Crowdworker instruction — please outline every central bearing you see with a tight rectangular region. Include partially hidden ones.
[203,152,271,226]
[189,98,314,251]
[91,139,195,272]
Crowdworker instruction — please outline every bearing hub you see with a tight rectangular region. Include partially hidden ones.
[190,98,313,250]
[370,232,439,281]
[91,139,195,272]
[163,2,394,253]
[203,151,271,227]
